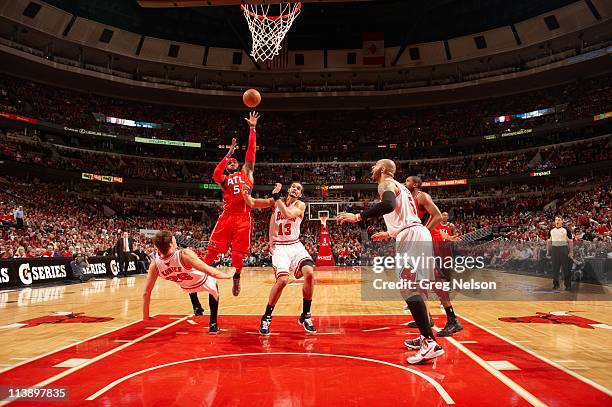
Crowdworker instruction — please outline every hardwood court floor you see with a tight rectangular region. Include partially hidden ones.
[0,268,610,405]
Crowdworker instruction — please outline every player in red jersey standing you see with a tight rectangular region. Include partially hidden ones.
[405,176,463,338]
[438,212,460,242]
[189,112,259,333]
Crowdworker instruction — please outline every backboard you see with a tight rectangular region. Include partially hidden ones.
[137,1,371,7]
[308,202,339,221]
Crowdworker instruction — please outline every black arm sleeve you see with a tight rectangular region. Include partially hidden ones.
[359,191,396,220]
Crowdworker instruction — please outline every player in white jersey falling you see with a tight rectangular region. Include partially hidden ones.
[338,159,444,364]
[142,230,235,327]
[242,182,316,335]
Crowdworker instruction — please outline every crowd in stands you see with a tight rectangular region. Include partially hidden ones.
[467,183,611,275]
[1,129,609,184]
[444,180,610,240]
[0,71,610,266]
[16,114,605,164]
[1,174,609,266]
[1,73,610,151]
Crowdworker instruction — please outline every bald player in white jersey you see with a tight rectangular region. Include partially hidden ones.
[338,159,444,364]
[242,182,316,335]
[142,230,235,332]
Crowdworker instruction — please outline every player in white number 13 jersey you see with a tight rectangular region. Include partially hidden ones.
[243,182,316,335]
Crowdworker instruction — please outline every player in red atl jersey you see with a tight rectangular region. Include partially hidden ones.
[188,111,259,333]
[439,212,459,241]
[405,176,463,338]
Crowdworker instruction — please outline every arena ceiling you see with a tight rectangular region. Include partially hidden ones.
[42,0,578,50]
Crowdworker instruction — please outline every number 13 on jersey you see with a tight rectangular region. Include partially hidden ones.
[278,223,292,236]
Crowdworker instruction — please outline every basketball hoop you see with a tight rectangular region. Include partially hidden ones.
[240,2,302,62]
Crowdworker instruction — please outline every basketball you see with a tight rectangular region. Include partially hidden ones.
[243,89,261,108]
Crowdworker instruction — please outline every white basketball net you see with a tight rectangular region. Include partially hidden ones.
[241,3,302,62]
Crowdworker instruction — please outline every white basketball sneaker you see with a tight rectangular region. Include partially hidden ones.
[404,335,423,350]
[407,337,444,364]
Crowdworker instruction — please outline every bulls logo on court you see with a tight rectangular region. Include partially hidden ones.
[499,311,610,329]
[3,312,113,329]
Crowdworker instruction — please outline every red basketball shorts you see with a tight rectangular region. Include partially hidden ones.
[207,212,253,254]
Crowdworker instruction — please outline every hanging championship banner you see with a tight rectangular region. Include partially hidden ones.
[315,223,335,267]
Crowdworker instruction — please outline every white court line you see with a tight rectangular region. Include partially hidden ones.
[441,334,545,407]
[401,318,437,326]
[24,318,188,385]
[86,352,455,404]
[0,323,27,329]
[53,358,91,368]
[457,341,478,344]
[362,327,390,332]
[0,317,147,375]
[487,360,520,371]
[187,320,198,325]
[0,315,189,406]
[589,323,612,330]
[459,314,612,397]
